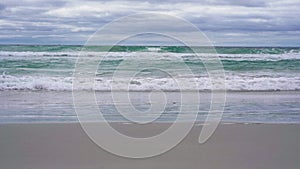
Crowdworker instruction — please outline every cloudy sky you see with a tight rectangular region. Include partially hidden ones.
[0,0,299,46]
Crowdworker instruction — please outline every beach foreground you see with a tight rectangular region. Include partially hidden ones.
[0,123,299,169]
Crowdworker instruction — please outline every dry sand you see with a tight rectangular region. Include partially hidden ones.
[0,123,299,169]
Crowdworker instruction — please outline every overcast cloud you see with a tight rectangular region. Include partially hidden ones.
[0,0,299,46]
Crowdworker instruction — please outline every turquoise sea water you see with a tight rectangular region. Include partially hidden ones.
[0,45,299,123]
[1,45,299,54]
[0,45,299,91]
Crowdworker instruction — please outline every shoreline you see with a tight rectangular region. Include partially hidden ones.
[1,90,300,124]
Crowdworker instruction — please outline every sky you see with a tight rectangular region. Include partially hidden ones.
[0,0,299,46]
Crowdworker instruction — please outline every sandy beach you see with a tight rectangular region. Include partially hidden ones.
[1,0,299,168]
[0,122,299,169]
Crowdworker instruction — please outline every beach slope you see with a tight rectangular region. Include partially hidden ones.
[0,123,299,169]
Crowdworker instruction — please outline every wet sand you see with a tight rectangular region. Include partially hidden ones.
[0,122,299,169]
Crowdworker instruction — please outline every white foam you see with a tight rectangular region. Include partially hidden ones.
[1,74,299,91]
[1,51,299,61]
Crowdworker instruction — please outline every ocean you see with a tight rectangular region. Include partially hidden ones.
[0,45,300,123]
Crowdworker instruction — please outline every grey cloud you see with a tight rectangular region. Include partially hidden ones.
[0,0,299,46]
[209,0,268,7]
[85,0,268,7]
[0,3,6,11]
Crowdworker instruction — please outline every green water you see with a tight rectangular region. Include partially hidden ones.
[0,45,299,54]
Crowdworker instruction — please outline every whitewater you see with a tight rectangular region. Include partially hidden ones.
[0,46,299,91]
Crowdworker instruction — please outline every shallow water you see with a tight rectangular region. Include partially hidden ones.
[0,91,299,124]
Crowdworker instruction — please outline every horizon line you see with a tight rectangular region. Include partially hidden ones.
[0,43,299,48]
